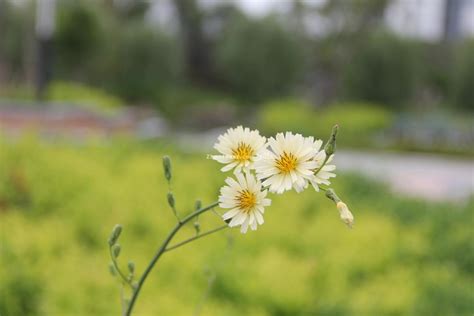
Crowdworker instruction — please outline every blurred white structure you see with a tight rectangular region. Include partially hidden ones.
[35,0,56,39]
[386,0,474,41]
[188,0,474,41]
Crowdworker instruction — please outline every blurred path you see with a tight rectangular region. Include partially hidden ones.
[175,131,473,202]
[334,150,473,202]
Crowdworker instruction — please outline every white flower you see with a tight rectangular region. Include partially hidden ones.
[211,126,267,174]
[254,132,319,194]
[219,172,271,233]
[308,143,336,192]
[336,202,354,228]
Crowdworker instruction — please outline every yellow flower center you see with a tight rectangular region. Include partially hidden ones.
[232,142,254,163]
[275,151,297,173]
[236,189,257,213]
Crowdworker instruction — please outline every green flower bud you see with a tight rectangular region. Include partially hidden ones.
[324,125,338,156]
[167,192,175,209]
[195,200,202,211]
[194,221,201,235]
[108,224,122,246]
[109,262,117,276]
[128,261,135,274]
[162,156,172,182]
[112,244,121,258]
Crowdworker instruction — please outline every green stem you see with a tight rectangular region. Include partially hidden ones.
[109,247,132,287]
[313,154,330,176]
[125,201,219,316]
[165,225,228,252]
[314,124,337,176]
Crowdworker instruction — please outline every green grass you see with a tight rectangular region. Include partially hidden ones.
[258,100,394,148]
[0,81,123,115]
[0,137,473,315]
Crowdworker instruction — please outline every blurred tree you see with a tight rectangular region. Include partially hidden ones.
[55,1,103,81]
[35,0,56,100]
[341,31,419,108]
[215,15,306,102]
[451,40,474,111]
[312,0,392,105]
[320,0,390,34]
[174,0,213,84]
[108,0,149,20]
[98,22,183,105]
[0,1,32,83]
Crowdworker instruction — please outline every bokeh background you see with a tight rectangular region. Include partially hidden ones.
[0,0,473,315]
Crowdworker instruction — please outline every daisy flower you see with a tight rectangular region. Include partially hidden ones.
[219,172,271,233]
[211,126,267,174]
[309,145,336,191]
[254,132,319,194]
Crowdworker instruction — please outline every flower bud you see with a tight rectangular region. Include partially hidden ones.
[109,262,117,276]
[108,224,122,246]
[112,244,121,258]
[324,125,338,156]
[337,202,354,228]
[167,192,175,209]
[195,200,202,211]
[194,221,201,235]
[162,156,172,182]
[128,261,135,274]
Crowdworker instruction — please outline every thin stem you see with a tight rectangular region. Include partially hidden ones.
[314,124,337,176]
[193,272,216,316]
[125,201,219,316]
[109,247,132,287]
[171,205,181,223]
[165,225,228,252]
[313,154,330,176]
[120,284,126,316]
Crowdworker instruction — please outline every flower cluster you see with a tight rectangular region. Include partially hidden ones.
[211,126,338,233]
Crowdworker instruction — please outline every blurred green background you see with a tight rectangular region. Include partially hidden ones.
[0,0,473,315]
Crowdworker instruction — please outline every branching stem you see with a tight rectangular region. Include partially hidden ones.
[165,225,228,252]
[109,247,132,287]
[125,201,219,316]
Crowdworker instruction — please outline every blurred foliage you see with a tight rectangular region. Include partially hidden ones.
[0,137,472,315]
[0,81,123,114]
[0,0,473,148]
[158,86,239,127]
[0,243,43,316]
[55,0,102,75]
[215,15,307,102]
[341,31,420,108]
[46,81,123,110]
[0,84,35,100]
[0,1,33,82]
[451,39,474,111]
[54,1,183,107]
[319,0,390,33]
[96,22,183,105]
[259,99,394,147]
